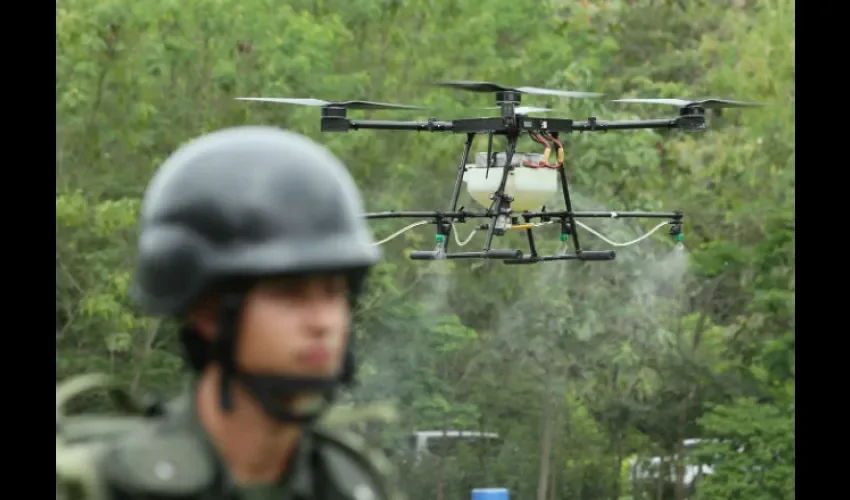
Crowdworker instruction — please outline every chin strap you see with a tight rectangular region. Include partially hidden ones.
[214,293,244,411]
[340,334,356,385]
[237,374,337,424]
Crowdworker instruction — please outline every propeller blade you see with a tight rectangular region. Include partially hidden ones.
[435,80,511,93]
[690,98,764,109]
[611,97,764,109]
[235,97,331,106]
[515,86,603,98]
[483,106,553,114]
[435,80,602,98]
[336,100,423,110]
[235,97,422,110]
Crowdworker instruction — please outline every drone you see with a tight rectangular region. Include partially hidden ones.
[237,80,763,265]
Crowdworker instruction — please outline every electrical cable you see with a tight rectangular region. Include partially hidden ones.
[371,219,671,249]
[371,220,430,246]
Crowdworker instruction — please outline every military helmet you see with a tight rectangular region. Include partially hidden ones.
[131,126,381,316]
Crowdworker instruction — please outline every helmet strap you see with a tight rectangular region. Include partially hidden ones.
[236,374,337,424]
[214,293,244,411]
[340,333,356,385]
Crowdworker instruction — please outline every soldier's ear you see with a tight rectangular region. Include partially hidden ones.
[188,296,220,340]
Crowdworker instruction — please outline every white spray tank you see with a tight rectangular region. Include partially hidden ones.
[463,152,559,212]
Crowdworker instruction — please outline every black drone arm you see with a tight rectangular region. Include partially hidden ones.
[323,113,703,134]
[571,115,703,132]
[323,118,454,133]
[572,117,674,131]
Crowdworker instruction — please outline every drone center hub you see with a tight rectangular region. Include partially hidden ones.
[494,91,522,105]
[320,106,347,118]
[464,152,558,212]
[679,106,705,117]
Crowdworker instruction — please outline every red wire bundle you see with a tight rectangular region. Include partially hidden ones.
[522,131,564,169]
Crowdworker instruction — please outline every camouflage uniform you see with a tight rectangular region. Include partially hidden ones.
[56,378,399,500]
[56,126,402,500]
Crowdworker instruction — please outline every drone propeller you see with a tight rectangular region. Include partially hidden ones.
[436,80,603,99]
[610,98,764,109]
[234,97,423,110]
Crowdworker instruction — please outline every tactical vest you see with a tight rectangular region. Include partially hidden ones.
[56,375,402,500]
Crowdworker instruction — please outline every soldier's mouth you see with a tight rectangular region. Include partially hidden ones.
[299,345,333,367]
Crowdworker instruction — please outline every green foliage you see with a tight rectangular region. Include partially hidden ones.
[56,0,794,498]
[694,397,794,500]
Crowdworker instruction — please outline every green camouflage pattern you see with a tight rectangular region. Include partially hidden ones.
[56,374,405,500]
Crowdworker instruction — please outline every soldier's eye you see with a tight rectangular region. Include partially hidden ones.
[324,276,349,297]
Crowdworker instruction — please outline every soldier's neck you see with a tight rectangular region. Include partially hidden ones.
[195,366,302,485]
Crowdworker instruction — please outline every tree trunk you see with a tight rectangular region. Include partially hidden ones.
[548,404,562,500]
[654,456,665,500]
[436,424,448,500]
[606,428,624,500]
[674,435,686,500]
[612,439,623,500]
[536,375,555,500]
[436,455,445,500]
[631,456,641,500]
[674,399,689,500]
[564,402,580,499]
[478,414,490,487]
[548,464,558,500]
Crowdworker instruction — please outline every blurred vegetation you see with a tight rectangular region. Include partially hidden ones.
[56,0,794,498]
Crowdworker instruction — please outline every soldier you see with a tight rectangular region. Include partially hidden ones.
[56,126,400,499]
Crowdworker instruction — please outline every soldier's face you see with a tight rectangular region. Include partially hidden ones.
[235,273,351,377]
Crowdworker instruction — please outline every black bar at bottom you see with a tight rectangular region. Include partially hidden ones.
[365,210,681,220]
[503,250,616,264]
[579,250,617,261]
[409,249,523,260]
[485,249,523,259]
[410,250,441,260]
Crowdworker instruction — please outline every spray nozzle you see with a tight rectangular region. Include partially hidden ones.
[560,220,573,241]
[669,223,683,242]
[435,220,451,244]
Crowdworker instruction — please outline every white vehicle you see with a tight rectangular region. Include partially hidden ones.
[399,430,503,462]
[629,439,715,487]
[628,437,751,497]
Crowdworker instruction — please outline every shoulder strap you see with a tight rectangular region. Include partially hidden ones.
[56,374,216,500]
[312,426,405,500]
[56,374,155,500]
[98,418,218,498]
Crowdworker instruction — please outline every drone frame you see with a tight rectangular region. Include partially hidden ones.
[237,90,697,263]
[316,90,688,264]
